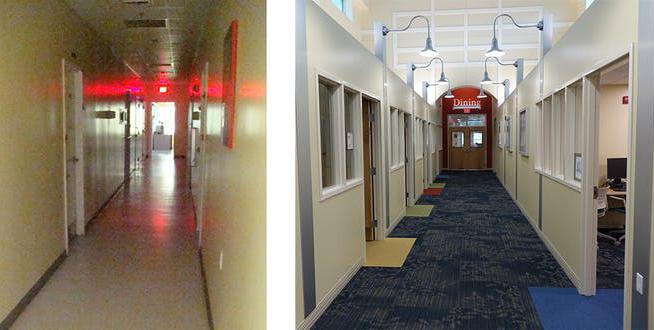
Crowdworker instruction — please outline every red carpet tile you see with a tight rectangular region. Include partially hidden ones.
[423,188,443,196]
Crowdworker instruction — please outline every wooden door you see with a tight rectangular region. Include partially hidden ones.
[468,127,486,169]
[448,127,468,169]
[362,100,375,241]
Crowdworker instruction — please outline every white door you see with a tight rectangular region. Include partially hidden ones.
[197,62,210,248]
[64,61,85,245]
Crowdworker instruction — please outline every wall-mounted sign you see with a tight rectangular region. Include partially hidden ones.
[452,99,481,110]
[622,95,629,105]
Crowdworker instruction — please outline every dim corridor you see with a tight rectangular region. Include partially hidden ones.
[11,151,209,330]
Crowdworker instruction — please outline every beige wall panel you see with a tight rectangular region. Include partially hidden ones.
[313,187,365,302]
[515,69,542,225]
[541,177,582,278]
[193,0,266,328]
[414,159,424,199]
[389,168,406,227]
[387,70,412,112]
[305,1,381,310]
[504,95,518,197]
[542,0,637,95]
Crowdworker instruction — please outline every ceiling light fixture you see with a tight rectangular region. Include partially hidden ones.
[383,15,438,58]
[412,57,448,85]
[486,14,544,58]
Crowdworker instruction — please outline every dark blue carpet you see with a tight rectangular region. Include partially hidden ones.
[313,171,574,329]
[528,287,623,330]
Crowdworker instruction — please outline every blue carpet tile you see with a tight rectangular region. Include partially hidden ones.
[528,287,623,330]
[313,171,574,329]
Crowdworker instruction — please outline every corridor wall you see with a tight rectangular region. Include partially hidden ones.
[297,1,437,327]
[0,1,142,324]
[492,0,637,300]
[190,0,267,328]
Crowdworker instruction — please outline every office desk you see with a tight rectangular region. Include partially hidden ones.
[607,188,627,197]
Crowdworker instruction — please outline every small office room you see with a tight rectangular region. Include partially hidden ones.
[594,57,630,291]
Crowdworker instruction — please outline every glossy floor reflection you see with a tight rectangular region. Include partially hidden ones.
[13,151,209,330]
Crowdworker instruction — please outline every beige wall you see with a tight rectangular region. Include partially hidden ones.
[299,2,432,326]
[598,84,629,183]
[192,0,266,328]
[491,0,638,294]
[0,1,141,321]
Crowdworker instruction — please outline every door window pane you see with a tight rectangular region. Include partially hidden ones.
[452,131,465,148]
[471,132,483,147]
[344,89,359,180]
[319,79,338,188]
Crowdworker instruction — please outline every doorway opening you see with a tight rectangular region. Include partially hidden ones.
[152,102,176,154]
[404,113,413,206]
[447,114,487,169]
[362,95,380,241]
[590,57,630,294]
[63,61,85,247]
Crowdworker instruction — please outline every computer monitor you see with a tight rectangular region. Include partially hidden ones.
[607,158,627,181]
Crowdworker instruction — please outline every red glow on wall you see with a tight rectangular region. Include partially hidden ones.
[240,83,266,99]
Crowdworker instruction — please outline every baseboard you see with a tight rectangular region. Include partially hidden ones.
[85,180,127,229]
[0,252,66,329]
[297,257,363,330]
[499,175,582,291]
[198,250,215,330]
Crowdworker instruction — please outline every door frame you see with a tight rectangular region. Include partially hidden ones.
[580,52,633,296]
[362,94,384,241]
[404,113,414,206]
[62,59,85,252]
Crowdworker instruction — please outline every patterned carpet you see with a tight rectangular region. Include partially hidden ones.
[313,171,575,329]
[597,237,625,289]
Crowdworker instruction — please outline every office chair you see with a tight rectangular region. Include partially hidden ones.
[596,187,626,246]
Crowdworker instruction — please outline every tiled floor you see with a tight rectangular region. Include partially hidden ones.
[12,151,209,330]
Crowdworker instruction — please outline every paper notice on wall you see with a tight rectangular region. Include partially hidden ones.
[346,132,354,150]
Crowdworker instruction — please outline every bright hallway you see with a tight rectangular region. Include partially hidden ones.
[11,152,209,330]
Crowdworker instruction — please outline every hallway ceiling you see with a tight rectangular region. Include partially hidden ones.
[64,0,212,81]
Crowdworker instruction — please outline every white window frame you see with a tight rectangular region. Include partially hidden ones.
[535,82,583,190]
[415,118,423,161]
[316,73,364,201]
[518,108,528,156]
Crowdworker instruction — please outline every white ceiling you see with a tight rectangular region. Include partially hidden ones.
[64,0,212,80]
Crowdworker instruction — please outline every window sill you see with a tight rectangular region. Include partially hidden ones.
[536,169,581,192]
[319,179,363,202]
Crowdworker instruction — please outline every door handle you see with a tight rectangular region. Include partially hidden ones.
[67,157,80,163]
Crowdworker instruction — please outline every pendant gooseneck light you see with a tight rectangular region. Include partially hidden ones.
[485,13,544,58]
[383,15,438,58]
[412,57,449,85]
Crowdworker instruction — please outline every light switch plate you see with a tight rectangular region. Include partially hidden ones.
[636,273,644,294]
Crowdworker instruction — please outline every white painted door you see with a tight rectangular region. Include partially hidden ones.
[64,62,85,244]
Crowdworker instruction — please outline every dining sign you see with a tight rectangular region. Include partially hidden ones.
[452,99,481,110]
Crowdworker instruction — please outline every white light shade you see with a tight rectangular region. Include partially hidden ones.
[419,37,439,58]
[480,71,493,85]
[485,37,505,58]
[477,87,487,99]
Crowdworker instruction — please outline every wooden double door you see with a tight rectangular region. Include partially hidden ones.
[448,126,486,169]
